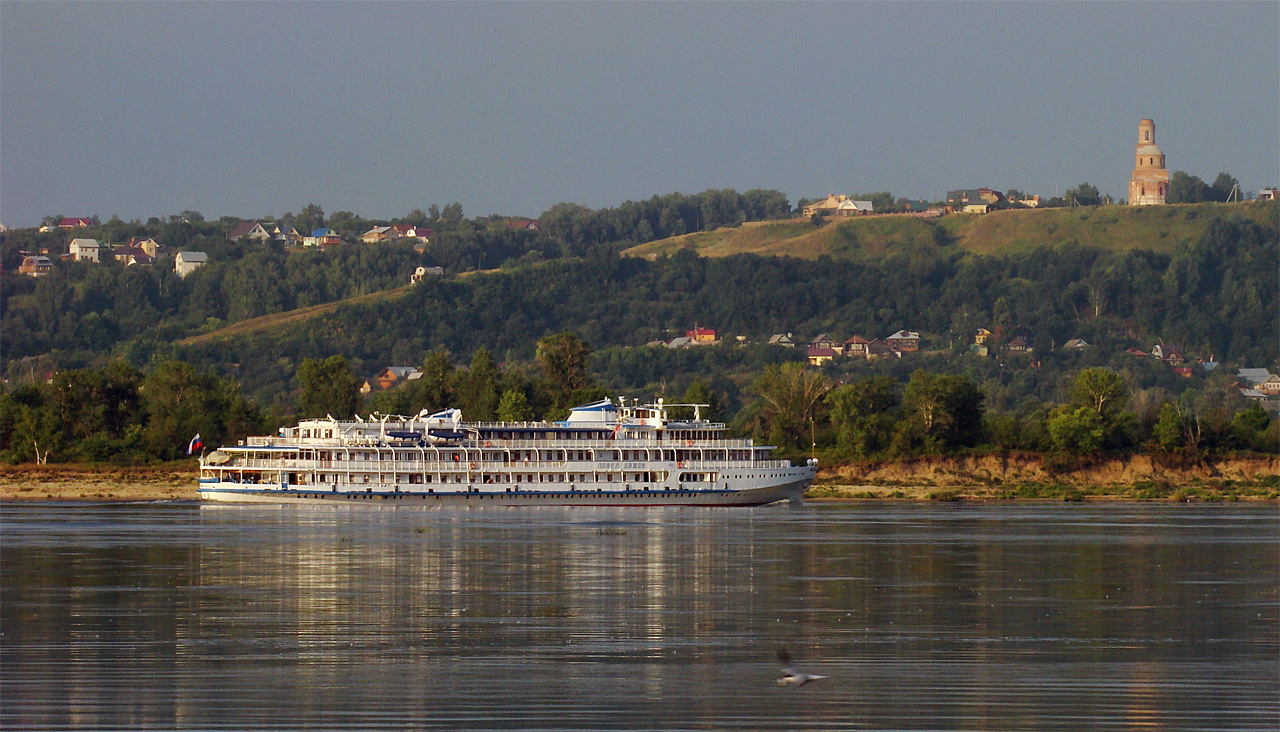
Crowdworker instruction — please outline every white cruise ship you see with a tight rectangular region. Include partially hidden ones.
[198,398,816,506]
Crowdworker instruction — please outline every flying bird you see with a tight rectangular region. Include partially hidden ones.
[776,648,827,687]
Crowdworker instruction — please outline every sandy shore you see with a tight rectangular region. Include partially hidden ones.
[1,465,198,501]
[2,463,1275,503]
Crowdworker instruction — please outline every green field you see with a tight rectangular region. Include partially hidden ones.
[624,200,1278,262]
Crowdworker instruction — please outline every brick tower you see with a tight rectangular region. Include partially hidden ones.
[1129,119,1169,205]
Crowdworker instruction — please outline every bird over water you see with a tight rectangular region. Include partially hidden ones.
[776,648,827,687]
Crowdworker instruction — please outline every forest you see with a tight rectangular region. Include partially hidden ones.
[1,191,1276,466]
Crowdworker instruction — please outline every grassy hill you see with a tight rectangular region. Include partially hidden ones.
[178,285,414,346]
[624,200,1278,262]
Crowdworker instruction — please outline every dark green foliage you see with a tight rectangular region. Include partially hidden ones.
[296,355,361,419]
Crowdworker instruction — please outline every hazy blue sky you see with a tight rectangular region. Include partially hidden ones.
[2,1,1276,227]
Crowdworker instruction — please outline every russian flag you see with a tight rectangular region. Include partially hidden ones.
[187,433,203,455]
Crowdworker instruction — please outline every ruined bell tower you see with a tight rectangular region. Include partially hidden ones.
[1129,119,1169,205]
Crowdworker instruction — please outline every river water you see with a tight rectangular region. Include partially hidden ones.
[1,501,1276,731]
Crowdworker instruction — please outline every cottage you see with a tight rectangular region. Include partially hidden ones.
[506,218,540,231]
[302,228,343,247]
[768,333,796,348]
[836,199,874,216]
[405,225,433,242]
[18,255,53,276]
[1151,343,1185,365]
[801,194,847,217]
[665,337,695,349]
[885,329,920,353]
[113,245,154,266]
[686,327,717,344]
[227,222,272,241]
[360,226,395,244]
[273,224,302,245]
[375,366,422,390]
[810,333,837,351]
[59,217,94,228]
[175,251,208,278]
[1002,336,1031,353]
[1237,368,1276,387]
[1063,338,1090,349]
[807,347,837,366]
[974,328,993,345]
[865,339,898,360]
[410,266,444,283]
[68,238,101,262]
[843,335,869,357]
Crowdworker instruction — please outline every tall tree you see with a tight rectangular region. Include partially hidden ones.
[536,332,592,408]
[296,355,361,418]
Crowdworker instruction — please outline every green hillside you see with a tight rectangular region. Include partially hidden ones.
[624,201,1278,261]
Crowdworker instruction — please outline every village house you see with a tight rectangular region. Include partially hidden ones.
[375,366,422,390]
[59,217,94,229]
[1002,335,1031,354]
[125,236,162,257]
[946,188,1004,214]
[18,255,53,277]
[1063,338,1090,349]
[112,245,154,266]
[410,266,445,284]
[843,335,869,357]
[768,333,796,348]
[810,333,837,352]
[1151,343,1185,365]
[885,329,920,353]
[360,226,395,243]
[802,194,848,217]
[506,218,540,231]
[665,336,695,349]
[272,224,302,245]
[1257,188,1277,201]
[864,339,898,360]
[1237,369,1280,396]
[68,238,100,263]
[405,225,433,242]
[303,228,343,247]
[686,327,717,344]
[807,347,837,366]
[836,199,874,216]
[175,251,208,278]
[227,222,272,241]
[974,328,993,345]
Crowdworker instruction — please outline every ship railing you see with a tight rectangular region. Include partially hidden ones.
[209,457,797,471]
[235,437,763,450]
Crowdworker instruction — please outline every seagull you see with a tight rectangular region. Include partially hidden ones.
[776,648,827,687]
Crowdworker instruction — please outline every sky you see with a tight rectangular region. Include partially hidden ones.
[1,1,1276,227]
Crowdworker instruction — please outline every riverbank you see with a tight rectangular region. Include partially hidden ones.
[3,455,1278,502]
[1,464,197,501]
[812,453,1280,501]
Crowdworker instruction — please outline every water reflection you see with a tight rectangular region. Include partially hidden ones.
[1,502,1276,730]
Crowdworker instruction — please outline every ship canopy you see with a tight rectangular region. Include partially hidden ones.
[565,399,618,425]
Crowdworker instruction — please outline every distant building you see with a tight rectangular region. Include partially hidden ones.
[227,222,272,241]
[768,333,796,348]
[1129,119,1169,206]
[1257,188,1278,201]
[19,255,53,277]
[410,265,444,283]
[175,251,208,278]
[68,238,100,262]
[807,347,837,366]
[686,327,717,344]
[885,329,920,353]
[59,217,94,228]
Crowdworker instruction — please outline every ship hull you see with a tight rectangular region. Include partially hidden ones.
[198,475,810,507]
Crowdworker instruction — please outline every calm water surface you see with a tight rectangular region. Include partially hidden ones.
[1,501,1276,731]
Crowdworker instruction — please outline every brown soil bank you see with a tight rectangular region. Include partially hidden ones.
[1,464,198,501]
[814,454,1280,501]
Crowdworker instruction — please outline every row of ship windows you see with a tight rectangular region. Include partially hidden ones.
[310,449,755,462]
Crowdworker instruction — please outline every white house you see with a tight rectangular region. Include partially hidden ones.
[175,251,208,278]
[68,238,100,262]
